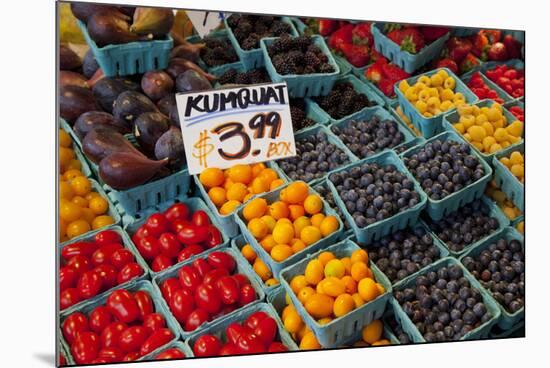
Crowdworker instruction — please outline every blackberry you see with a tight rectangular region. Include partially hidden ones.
[268,35,333,75]
[218,68,238,85]
[315,82,373,119]
[200,37,238,67]
[234,72,250,85]
[269,34,293,55]
[247,69,270,84]
[228,15,294,50]
[294,35,312,50]
[289,99,316,132]
[271,20,292,36]
[304,51,321,68]
[241,34,261,50]
[218,68,270,86]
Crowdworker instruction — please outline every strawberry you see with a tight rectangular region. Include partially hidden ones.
[365,63,383,83]
[318,19,339,36]
[370,50,387,64]
[459,53,480,74]
[481,30,502,44]
[399,27,425,54]
[503,34,522,59]
[420,26,450,42]
[383,23,403,33]
[446,37,472,63]
[488,42,508,61]
[381,63,410,81]
[328,24,354,51]
[436,58,458,74]
[352,23,373,46]
[340,43,371,67]
[378,78,396,97]
[472,33,489,58]
[387,29,405,45]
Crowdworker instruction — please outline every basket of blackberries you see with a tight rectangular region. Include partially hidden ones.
[289,98,328,132]
[330,106,416,160]
[392,257,501,342]
[401,130,492,221]
[327,150,428,244]
[460,227,524,330]
[215,65,272,86]
[261,34,340,97]
[186,30,239,73]
[225,14,298,69]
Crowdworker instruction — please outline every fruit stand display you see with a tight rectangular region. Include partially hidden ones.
[58,4,525,365]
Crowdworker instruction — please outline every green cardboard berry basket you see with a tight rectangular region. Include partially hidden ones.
[279,239,392,348]
[400,130,493,221]
[459,227,524,330]
[461,71,514,104]
[235,180,344,277]
[391,257,501,342]
[327,150,428,244]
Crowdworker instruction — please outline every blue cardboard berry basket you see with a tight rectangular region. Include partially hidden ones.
[123,197,230,277]
[313,180,353,237]
[371,23,450,74]
[391,106,424,138]
[479,59,525,102]
[492,141,524,212]
[334,55,353,76]
[442,99,523,164]
[59,337,74,365]
[424,195,511,258]
[60,179,121,245]
[224,16,298,70]
[231,235,280,295]
[279,239,392,348]
[327,150,428,244]
[60,280,181,364]
[459,227,524,330]
[59,118,92,178]
[394,67,478,138]
[235,180,344,277]
[308,74,385,126]
[461,71,514,104]
[140,340,194,361]
[391,256,501,342]
[261,35,340,98]
[77,21,173,77]
[194,161,287,238]
[329,106,417,161]
[186,302,298,353]
[400,130,493,221]
[503,97,524,111]
[186,29,240,75]
[273,124,355,187]
[59,225,149,311]
[151,246,266,341]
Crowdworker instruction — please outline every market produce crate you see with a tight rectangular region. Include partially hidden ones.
[60,179,121,246]
[124,197,230,277]
[329,106,417,161]
[279,239,392,347]
[194,162,287,238]
[140,340,194,361]
[394,67,478,138]
[459,227,524,329]
[231,235,280,295]
[186,29,240,75]
[479,59,525,102]
[442,99,523,164]
[461,71,514,104]
[492,143,524,212]
[371,23,450,74]
[60,280,181,364]
[400,130,493,221]
[186,302,298,352]
[391,257,501,342]
[59,225,149,311]
[327,150,428,244]
[261,35,340,98]
[151,247,266,340]
[235,180,344,277]
[77,21,173,77]
[425,195,511,258]
[59,118,92,178]
[309,74,385,125]
[273,124,355,187]
[224,16,298,70]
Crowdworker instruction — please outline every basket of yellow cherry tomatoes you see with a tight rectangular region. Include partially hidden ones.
[493,142,524,212]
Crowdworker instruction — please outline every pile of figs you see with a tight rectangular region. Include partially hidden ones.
[59,5,221,191]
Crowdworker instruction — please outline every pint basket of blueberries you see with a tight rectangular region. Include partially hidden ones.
[460,227,524,330]
[327,150,428,244]
[401,130,493,221]
[391,257,501,342]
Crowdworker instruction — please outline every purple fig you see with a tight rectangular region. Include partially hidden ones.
[59,44,81,71]
[60,71,89,89]
[112,91,158,126]
[166,58,216,81]
[169,42,204,62]
[156,93,176,117]
[141,71,174,101]
[82,50,99,79]
[130,7,174,37]
[99,152,168,190]
[87,12,144,47]
[74,111,130,140]
[169,104,180,127]
[82,127,143,164]
[70,3,130,23]
[60,86,99,123]
[92,78,131,113]
[175,70,212,93]
[155,126,186,170]
[133,112,170,154]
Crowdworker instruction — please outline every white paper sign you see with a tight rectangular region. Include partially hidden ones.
[176,83,296,175]
[186,10,229,38]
